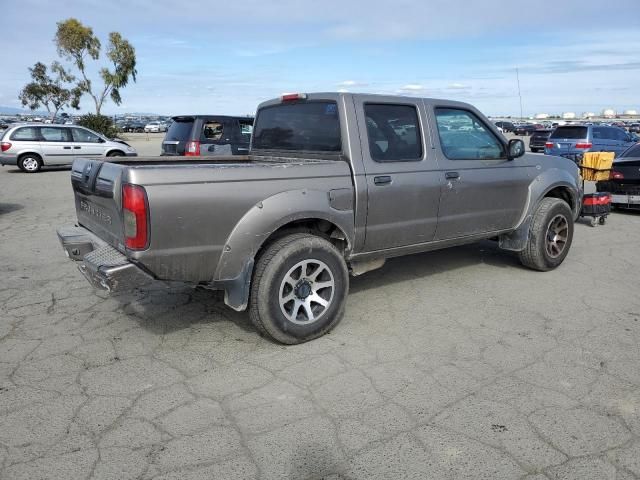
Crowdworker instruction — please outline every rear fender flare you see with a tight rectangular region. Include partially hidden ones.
[213,189,354,310]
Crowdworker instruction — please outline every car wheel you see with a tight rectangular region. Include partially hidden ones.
[249,233,349,344]
[18,154,42,173]
[530,148,538,153]
[519,197,574,271]
[107,150,124,157]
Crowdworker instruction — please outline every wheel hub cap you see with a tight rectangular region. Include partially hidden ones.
[279,259,335,325]
[545,214,569,259]
[295,281,312,299]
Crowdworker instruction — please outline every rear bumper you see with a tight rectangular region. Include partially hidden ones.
[611,193,640,208]
[57,225,153,292]
[0,153,18,166]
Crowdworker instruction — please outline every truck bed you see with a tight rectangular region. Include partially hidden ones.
[70,155,354,283]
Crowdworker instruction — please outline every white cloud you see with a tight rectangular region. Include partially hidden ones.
[338,80,368,87]
[337,88,349,93]
[448,83,470,90]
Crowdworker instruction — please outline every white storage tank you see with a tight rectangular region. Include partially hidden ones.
[582,112,595,118]
[623,109,638,116]
[602,108,616,118]
[534,113,549,120]
[562,112,576,120]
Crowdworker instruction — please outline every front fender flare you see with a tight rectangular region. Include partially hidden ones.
[499,168,581,252]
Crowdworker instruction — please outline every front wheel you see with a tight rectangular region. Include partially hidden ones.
[249,233,349,344]
[519,198,574,271]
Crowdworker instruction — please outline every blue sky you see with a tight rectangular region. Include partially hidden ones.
[2,0,639,116]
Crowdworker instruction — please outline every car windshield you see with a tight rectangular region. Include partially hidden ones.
[550,126,588,139]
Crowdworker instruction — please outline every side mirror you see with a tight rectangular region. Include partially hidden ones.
[507,139,525,160]
[98,137,106,143]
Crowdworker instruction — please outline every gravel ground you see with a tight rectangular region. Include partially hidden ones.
[0,152,639,479]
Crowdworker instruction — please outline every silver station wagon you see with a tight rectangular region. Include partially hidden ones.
[0,124,137,172]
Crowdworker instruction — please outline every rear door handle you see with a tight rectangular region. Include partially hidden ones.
[445,171,460,180]
[374,175,392,186]
[73,146,81,149]
[63,146,71,149]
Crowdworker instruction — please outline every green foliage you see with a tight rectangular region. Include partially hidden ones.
[18,61,81,119]
[54,18,137,115]
[76,114,120,138]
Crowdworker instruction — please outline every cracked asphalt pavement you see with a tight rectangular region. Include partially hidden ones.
[1,159,640,479]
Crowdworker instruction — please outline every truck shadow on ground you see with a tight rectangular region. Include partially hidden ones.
[112,240,521,338]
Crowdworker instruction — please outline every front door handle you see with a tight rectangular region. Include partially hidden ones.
[63,146,71,149]
[374,175,392,186]
[73,146,81,149]
[445,171,460,180]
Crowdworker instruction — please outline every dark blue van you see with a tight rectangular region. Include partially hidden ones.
[545,125,638,159]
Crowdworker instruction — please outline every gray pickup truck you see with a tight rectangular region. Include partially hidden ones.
[58,93,582,344]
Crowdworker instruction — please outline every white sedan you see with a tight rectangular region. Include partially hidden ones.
[144,121,167,133]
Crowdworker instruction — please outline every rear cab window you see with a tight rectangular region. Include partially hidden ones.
[252,101,341,153]
[550,126,588,139]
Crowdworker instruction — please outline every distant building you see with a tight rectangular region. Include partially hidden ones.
[534,113,549,120]
[623,109,638,116]
[582,112,595,119]
[562,112,576,120]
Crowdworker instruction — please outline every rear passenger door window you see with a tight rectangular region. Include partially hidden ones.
[40,127,71,142]
[434,108,505,160]
[364,104,423,162]
[203,121,224,141]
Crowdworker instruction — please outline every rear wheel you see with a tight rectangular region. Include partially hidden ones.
[18,154,42,173]
[249,233,348,344]
[519,198,574,271]
[107,150,124,157]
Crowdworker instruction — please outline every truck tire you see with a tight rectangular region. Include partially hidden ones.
[249,233,349,344]
[518,197,574,271]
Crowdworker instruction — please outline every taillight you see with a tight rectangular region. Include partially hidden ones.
[122,184,148,250]
[281,93,307,102]
[0,142,11,152]
[610,170,624,180]
[574,142,592,149]
[545,142,554,148]
[185,140,200,156]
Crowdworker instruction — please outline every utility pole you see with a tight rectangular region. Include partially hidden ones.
[516,67,524,120]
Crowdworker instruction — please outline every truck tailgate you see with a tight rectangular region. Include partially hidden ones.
[71,158,127,251]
